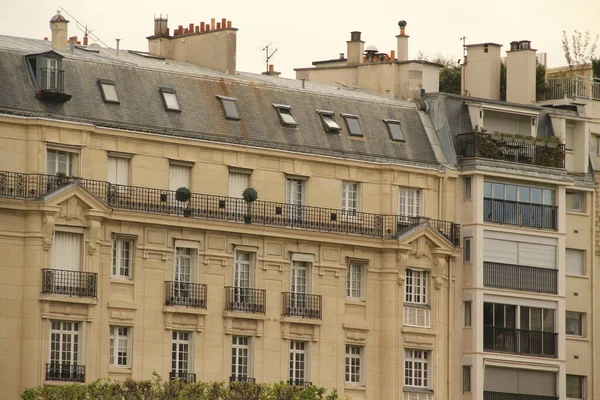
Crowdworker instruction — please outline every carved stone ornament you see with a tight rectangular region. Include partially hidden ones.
[42,213,56,251]
[433,256,447,290]
[397,251,409,285]
[87,219,101,255]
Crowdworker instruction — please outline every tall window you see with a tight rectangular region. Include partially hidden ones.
[464,177,472,200]
[464,301,472,327]
[345,345,363,384]
[47,148,78,176]
[462,366,471,393]
[463,237,472,263]
[404,349,430,388]
[398,187,421,217]
[52,231,82,272]
[231,336,250,381]
[346,262,365,300]
[341,181,359,214]
[49,320,80,366]
[234,251,252,289]
[171,331,191,375]
[566,375,584,399]
[405,269,427,305]
[291,261,310,294]
[109,326,130,367]
[286,178,306,221]
[107,156,129,185]
[169,164,191,192]
[289,341,307,384]
[229,171,250,215]
[112,237,133,278]
[174,247,193,283]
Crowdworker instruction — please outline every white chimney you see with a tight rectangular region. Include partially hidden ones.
[461,43,502,99]
[506,40,537,104]
[50,11,69,52]
[396,20,408,62]
[346,31,364,65]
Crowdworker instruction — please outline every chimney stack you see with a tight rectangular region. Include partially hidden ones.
[506,40,537,104]
[50,10,69,52]
[346,31,364,65]
[396,20,408,61]
[154,16,169,36]
[461,43,502,99]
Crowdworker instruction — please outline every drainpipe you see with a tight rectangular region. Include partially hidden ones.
[116,39,120,56]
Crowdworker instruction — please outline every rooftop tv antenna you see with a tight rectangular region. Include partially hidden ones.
[262,42,278,73]
[58,5,109,48]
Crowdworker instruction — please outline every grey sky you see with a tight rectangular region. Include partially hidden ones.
[3,0,599,78]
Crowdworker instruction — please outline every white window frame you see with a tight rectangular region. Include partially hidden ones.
[109,326,131,368]
[233,250,253,288]
[404,349,431,389]
[107,155,130,186]
[341,181,360,214]
[174,246,194,283]
[346,262,365,300]
[160,88,181,111]
[566,191,584,212]
[49,320,81,365]
[399,187,421,217]
[231,336,251,380]
[345,345,364,384]
[289,340,308,384]
[291,260,311,294]
[46,147,80,177]
[112,236,133,279]
[405,269,428,305]
[171,331,192,375]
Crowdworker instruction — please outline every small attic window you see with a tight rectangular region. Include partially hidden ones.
[342,114,363,136]
[98,79,119,103]
[317,110,341,132]
[273,104,298,127]
[160,88,181,112]
[217,95,240,120]
[384,119,405,141]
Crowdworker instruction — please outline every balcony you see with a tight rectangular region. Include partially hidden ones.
[484,392,558,400]
[484,326,557,357]
[0,171,460,246]
[46,363,85,382]
[484,198,557,230]
[282,293,322,319]
[288,379,312,387]
[457,133,565,169]
[538,76,600,101]
[41,269,97,298]
[230,375,256,383]
[484,262,558,294]
[224,287,266,313]
[164,281,207,308]
[169,371,196,383]
[36,68,71,103]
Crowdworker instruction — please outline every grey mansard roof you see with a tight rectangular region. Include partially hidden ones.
[0,35,439,166]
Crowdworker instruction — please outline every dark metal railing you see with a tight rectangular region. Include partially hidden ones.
[224,287,266,313]
[0,171,460,246]
[484,391,558,400]
[484,198,557,230]
[39,68,65,92]
[41,269,97,298]
[46,363,85,382]
[288,379,312,387]
[164,281,207,308]
[230,375,256,383]
[484,326,557,357]
[282,292,322,319]
[484,262,558,294]
[457,133,565,169]
[169,371,196,383]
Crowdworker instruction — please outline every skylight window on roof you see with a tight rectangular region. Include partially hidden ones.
[342,114,363,136]
[385,119,405,141]
[217,95,240,120]
[160,88,181,112]
[317,110,341,132]
[273,104,298,127]
[98,79,119,103]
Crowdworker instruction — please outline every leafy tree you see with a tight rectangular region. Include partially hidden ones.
[592,57,600,80]
[561,30,599,73]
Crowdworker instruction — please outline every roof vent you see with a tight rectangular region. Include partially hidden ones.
[350,31,362,41]
[510,41,519,51]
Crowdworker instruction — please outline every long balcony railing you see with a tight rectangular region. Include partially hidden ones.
[538,76,600,101]
[230,375,256,383]
[46,363,85,382]
[457,133,565,169]
[484,198,557,230]
[484,391,558,400]
[169,371,196,383]
[0,171,460,246]
[41,268,98,298]
[288,379,313,388]
[282,292,322,319]
[164,281,207,308]
[483,262,558,294]
[484,326,557,357]
[224,287,266,314]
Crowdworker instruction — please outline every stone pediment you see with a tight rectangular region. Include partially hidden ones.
[396,222,455,256]
[42,182,110,220]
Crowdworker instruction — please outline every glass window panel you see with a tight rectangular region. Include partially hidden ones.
[345,116,362,136]
[505,305,516,328]
[518,186,530,202]
[566,192,583,211]
[221,98,240,119]
[492,183,505,199]
[387,121,405,141]
[161,91,180,111]
[505,185,517,201]
[531,188,542,204]
[101,83,119,102]
[484,182,492,198]
[542,189,553,205]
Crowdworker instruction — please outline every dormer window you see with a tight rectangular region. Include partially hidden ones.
[317,110,341,132]
[98,79,119,103]
[217,95,240,120]
[273,104,298,127]
[26,51,71,102]
[384,119,405,141]
[160,88,181,112]
[342,114,363,136]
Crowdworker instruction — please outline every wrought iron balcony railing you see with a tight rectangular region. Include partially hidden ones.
[484,198,557,230]
[164,281,207,308]
[484,326,557,357]
[282,292,322,319]
[0,171,460,246]
[484,262,558,294]
[484,391,558,400]
[538,76,600,101]
[46,363,85,382]
[224,287,266,314]
[288,379,312,387]
[457,133,565,169]
[38,68,65,92]
[169,371,196,383]
[41,268,98,298]
[230,375,256,383]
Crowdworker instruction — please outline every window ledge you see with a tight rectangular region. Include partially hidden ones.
[403,387,434,394]
[566,210,587,215]
[345,299,366,307]
[110,278,134,285]
[403,303,431,310]
[39,294,98,306]
[565,274,588,280]
[344,384,366,391]
[163,305,208,315]
[401,326,434,334]
[222,310,266,321]
[108,367,132,374]
[44,380,85,387]
[280,316,322,326]
[566,335,588,342]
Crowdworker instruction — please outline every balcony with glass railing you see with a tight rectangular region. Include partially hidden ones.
[484,198,557,230]
[484,326,557,357]
[537,75,600,102]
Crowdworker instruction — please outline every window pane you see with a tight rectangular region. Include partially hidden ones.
[566,375,583,399]
[221,99,240,119]
[484,182,492,198]
[566,192,582,211]
[566,249,584,275]
[566,312,583,336]
[101,83,119,102]
[162,92,180,110]
[387,121,404,141]
[505,185,517,201]
[492,183,504,199]
[345,117,362,136]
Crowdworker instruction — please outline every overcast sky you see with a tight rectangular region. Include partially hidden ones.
[3,0,599,78]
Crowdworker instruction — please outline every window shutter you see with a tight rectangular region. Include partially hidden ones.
[169,165,191,191]
[404,306,431,328]
[403,393,433,400]
[229,172,249,198]
[518,242,556,269]
[484,238,518,264]
[52,232,81,271]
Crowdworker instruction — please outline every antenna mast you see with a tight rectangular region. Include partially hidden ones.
[262,42,278,73]
[58,5,109,48]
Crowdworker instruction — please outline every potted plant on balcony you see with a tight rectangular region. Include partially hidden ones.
[242,187,258,223]
[175,187,192,217]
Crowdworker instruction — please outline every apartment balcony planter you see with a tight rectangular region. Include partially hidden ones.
[230,375,256,383]
[45,363,85,382]
[224,287,266,314]
[483,326,557,357]
[36,68,72,103]
[288,379,312,388]
[41,269,98,298]
[484,198,557,230]
[164,281,207,308]
[169,371,196,383]
[484,391,558,400]
[282,292,322,319]
[483,262,557,294]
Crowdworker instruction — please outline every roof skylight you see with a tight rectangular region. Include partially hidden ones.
[217,95,240,120]
[273,104,298,127]
[317,110,341,132]
[342,114,362,136]
[384,119,405,141]
[160,88,181,112]
[98,79,119,103]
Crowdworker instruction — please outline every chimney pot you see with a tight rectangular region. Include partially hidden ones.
[154,16,169,37]
[217,22,221,29]
[184,28,189,34]
[195,26,199,33]
[227,21,232,28]
[44,37,48,41]
[269,64,274,72]
[200,22,205,32]
[350,31,361,41]
[339,53,345,59]
[189,23,194,32]
[398,20,407,35]
[510,41,519,51]
[83,36,88,46]
[221,18,226,28]
[211,18,215,30]
[390,50,396,60]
